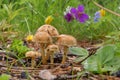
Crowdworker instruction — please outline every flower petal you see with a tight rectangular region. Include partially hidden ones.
[95,11,100,18]
[99,9,105,16]
[78,13,89,23]
[64,13,73,22]
[94,11,101,22]
[70,8,77,14]
[94,17,99,22]
[78,5,84,12]
[78,18,84,23]
[83,13,89,20]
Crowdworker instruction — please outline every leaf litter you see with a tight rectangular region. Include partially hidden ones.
[0,40,120,80]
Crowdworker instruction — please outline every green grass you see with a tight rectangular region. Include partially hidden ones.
[0,0,120,41]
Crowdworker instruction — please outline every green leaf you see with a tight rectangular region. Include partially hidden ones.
[96,44,117,65]
[69,47,89,62]
[83,44,119,73]
[9,39,30,58]
[83,55,98,72]
[69,47,88,56]
[0,74,11,80]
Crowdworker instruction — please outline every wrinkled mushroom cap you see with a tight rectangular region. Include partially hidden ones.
[25,51,41,58]
[46,44,59,53]
[37,24,59,37]
[34,32,52,44]
[56,34,77,47]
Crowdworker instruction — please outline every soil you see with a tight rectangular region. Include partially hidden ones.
[0,40,120,80]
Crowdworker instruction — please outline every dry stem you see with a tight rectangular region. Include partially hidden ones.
[93,1,120,17]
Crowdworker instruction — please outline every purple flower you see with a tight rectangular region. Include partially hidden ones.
[70,5,89,23]
[64,13,73,22]
[94,11,101,22]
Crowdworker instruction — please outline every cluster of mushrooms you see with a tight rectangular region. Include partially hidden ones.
[25,24,77,68]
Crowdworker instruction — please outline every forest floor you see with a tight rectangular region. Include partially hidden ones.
[0,40,120,80]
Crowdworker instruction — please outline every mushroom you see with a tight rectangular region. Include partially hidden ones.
[37,24,59,42]
[56,34,77,64]
[34,32,52,64]
[37,24,59,37]
[25,51,41,68]
[45,44,59,64]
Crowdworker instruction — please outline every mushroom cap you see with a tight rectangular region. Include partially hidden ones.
[34,32,52,43]
[25,51,41,58]
[56,34,77,47]
[37,24,59,37]
[46,44,59,53]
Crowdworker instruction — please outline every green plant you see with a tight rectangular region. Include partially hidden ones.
[0,2,24,42]
[105,31,120,44]
[9,39,30,58]
[0,0,120,41]
[69,44,120,74]
[0,74,11,80]
[69,47,89,62]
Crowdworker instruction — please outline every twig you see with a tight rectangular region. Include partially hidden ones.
[50,64,64,73]
[76,53,94,64]
[34,75,43,80]
[28,75,35,80]
[55,74,77,80]
[92,1,120,17]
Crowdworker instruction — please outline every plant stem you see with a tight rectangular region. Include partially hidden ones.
[77,53,93,64]
[25,18,31,35]
[92,1,120,17]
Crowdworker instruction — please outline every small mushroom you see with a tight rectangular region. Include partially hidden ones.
[25,51,41,68]
[45,44,59,64]
[37,24,59,42]
[34,32,52,64]
[56,34,77,64]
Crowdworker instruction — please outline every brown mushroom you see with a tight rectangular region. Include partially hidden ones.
[25,51,41,68]
[37,24,59,42]
[37,24,59,37]
[45,44,59,64]
[56,34,77,64]
[34,32,52,64]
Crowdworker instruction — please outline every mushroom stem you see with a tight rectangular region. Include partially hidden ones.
[61,46,68,64]
[40,43,47,65]
[31,57,36,68]
[46,53,50,61]
[50,53,54,68]
[46,51,54,64]
[50,52,54,64]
